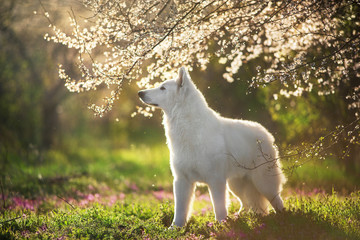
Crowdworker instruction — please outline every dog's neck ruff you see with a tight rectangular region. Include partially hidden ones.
[164,84,211,121]
[162,85,219,144]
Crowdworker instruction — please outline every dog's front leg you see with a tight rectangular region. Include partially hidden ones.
[171,178,195,227]
[208,180,227,223]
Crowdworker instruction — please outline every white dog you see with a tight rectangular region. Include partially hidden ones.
[138,67,286,227]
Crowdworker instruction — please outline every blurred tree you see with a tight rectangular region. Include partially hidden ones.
[0,0,42,150]
[42,0,359,172]
[0,0,78,152]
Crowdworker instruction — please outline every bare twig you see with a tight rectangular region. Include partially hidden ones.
[0,216,22,225]
[156,0,171,17]
[56,195,75,210]
[227,118,359,173]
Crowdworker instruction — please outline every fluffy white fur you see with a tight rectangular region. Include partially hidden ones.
[138,67,286,227]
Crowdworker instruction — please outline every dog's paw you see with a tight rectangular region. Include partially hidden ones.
[168,225,178,231]
[168,223,184,231]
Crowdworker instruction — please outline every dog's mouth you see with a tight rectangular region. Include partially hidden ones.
[147,103,158,107]
[138,96,159,107]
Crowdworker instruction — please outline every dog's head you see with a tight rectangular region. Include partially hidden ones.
[138,67,192,112]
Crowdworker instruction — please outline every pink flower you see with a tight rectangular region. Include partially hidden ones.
[152,190,173,201]
[76,190,85,197]
[11,197,37,210]
[153,190,165,201]
[201,208,207,215]
[130,183,139,191]
[226,230,236,238]
[107,195,117,206]
[40,224,48,232]
[86,194,95,201]
[21,230,30,237]
[79,199,89,206]
[239,231,247,238]
[119,193,126,200]
[197,194,211,202]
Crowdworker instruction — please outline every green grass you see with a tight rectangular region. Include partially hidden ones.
[1,144,360,239]
[283,157,360,194]
[1,192,360,239]
[1,144,171,198]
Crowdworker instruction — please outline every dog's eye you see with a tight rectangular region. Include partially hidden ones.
[160,86,166,90]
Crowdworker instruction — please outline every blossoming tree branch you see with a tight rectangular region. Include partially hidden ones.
[41,0,359,162]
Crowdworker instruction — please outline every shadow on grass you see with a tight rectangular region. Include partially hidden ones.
[216,210,359,240]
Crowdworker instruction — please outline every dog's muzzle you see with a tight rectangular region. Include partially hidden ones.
[138,91,158,107]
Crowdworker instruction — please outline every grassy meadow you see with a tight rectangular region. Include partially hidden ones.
[1,143,359,239]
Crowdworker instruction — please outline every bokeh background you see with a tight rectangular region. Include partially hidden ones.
[1,0,359,202]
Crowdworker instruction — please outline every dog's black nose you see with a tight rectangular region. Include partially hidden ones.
[138,91,145,98]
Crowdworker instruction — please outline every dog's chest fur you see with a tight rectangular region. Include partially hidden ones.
[163,111,226,182]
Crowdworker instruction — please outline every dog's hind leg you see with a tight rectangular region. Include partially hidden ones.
[228,177,269,215]
[251,167,285,213]
[227,177,250,213]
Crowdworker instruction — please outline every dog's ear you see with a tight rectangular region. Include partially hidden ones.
[176,67,188,88]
